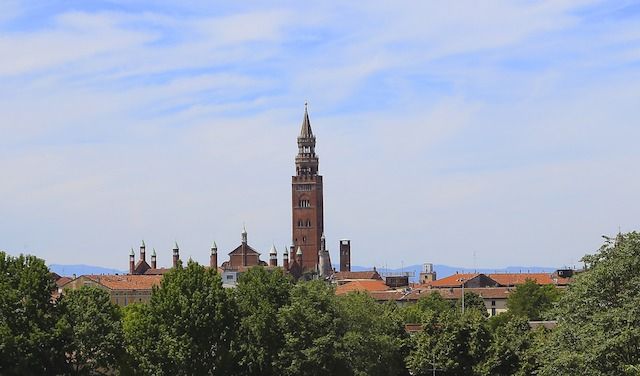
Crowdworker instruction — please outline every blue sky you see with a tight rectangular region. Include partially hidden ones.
[1,0,639,270]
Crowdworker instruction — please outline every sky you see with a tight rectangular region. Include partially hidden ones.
[1,1,640,271]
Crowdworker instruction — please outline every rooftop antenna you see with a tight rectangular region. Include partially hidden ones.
[473,251,477,273]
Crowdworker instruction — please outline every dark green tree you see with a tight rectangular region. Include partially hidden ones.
[232,267,293,376]
[506,279,560,320]
[401,291,454,323]
[276,280,348,376]
[57,286,124,375]
[122,260,235,375]
[479,316,549,376]
[0,252,66,375]
[459,291,489,317]
[337,292,409,376]
[539,232,640,375]
[405,309,490,376]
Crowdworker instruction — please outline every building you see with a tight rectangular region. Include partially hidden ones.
[291,103,328,271]
[62,274,163,306]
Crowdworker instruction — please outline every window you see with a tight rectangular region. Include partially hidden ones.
[226,275,234,280]
[491,300,496,306]
[491,308,496,316]
[298,199,310,208]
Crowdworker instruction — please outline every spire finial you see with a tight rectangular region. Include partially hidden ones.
[130,247,135,256]
[152,248,156,256]
[173,241,179,250]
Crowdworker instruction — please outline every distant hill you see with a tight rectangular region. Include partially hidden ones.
[49,264,125,277]
[339,264,558,282]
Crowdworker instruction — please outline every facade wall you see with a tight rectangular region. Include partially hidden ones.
[292,175,324,270]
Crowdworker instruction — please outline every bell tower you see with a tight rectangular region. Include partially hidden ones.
[292,103,324,271]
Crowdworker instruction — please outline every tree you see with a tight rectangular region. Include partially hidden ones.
[459,291,489,317]
[539,232,640,375]
[479,316,549,376]
[506,279,560,320]
[401,291,454,323]
[337,292,409,376]
[276,280,348,376]
[123,261,235,375]
[57,286,124,375]
[0,252,66,375]
[232,267,293,376]
[405,309,490,376]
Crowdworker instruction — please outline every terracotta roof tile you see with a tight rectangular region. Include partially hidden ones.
[84,274,162,290]
[335,280,389,295]
[334,270,382,281]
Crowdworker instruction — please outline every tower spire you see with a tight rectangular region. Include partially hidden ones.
[299,102,313,138]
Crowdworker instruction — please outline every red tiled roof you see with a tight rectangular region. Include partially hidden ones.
[425,272,572,288]
[334,270,382,281]
[84,274,163,290]
[335,280,389,295]
[426,273,480,288]
[55,276,72,287]
[489,273,571,286]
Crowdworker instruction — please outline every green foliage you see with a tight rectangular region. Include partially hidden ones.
[479,316,549,376]
[276,280,348,376]
[232,267,293,376]
[337,292,409,376]
[0,252,66,375]
[506,279,560,320]
[406,310,490,376]
[402,292,454,323]
[123,260,235,376]
[539,232,640,375]
[57,286,124,375]
[460,291,489,317]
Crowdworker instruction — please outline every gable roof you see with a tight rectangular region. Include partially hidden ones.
[227,244,261,256]
[335,279,389,295]
[82,274,163,290]
[334,270,382,281]
[426,272,572,288]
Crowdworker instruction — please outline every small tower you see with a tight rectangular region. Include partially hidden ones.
[419,263,437,284]
[242,225,248,244]
[151,248,157,269]
[210,241,218,269]
[172,241,180,268]
[283,245,289,270]
[269,244,278,267]
[296,246,303,266]
[339,239,351,272]
[318,233,332,278]
[129,248,135,274]
[140,240,146,262]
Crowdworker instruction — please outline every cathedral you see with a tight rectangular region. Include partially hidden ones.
[128,104,351,279]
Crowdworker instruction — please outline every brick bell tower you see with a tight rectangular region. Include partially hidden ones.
[292,103,324,271]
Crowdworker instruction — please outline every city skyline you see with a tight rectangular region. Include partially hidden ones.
[1,1,640,270]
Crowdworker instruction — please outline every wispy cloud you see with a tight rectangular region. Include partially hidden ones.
[1,1,639,269]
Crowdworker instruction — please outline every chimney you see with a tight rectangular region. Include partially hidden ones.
[339,239,351,272]
[129,248,135,274]
[172,242,180,268]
